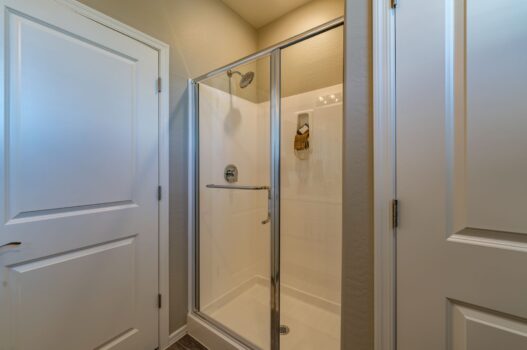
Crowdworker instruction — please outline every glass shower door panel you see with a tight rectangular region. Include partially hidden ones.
[279,26,344,350]
[197,57,271,350]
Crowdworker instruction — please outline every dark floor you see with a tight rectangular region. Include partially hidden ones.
[167,335,208,350]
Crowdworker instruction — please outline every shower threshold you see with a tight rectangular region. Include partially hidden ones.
[201,277,340,350]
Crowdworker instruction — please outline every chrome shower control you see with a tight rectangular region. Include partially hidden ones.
[279,325,290,335]
[224,164,238,183]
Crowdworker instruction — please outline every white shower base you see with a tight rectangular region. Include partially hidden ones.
[202,278,340,350]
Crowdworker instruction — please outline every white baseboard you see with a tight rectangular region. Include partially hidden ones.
[166,325,188,349]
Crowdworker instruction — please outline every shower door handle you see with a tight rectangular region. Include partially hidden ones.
[206,184,272,225]
[262,187,271,225]
[261,213,271,225]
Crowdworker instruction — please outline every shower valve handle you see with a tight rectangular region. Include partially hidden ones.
[261,213,271,225]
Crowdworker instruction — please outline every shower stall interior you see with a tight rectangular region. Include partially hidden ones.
[189,18,344,350]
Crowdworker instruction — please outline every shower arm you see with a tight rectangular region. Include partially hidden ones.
[226,70,242,78]
[205,184,271,224]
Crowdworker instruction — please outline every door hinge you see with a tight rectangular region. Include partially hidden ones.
[157,77,162,93]
[157,186,162,201]
[392,199,399,229]
[158,294,162,309]
[391,0,398,8]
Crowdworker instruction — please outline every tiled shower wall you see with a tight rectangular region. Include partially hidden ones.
[279,85,342,305]
[199,84,268,308]
[199,83,342,308]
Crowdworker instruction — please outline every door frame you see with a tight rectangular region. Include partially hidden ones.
[373,0,396,350]
[53,1,171,348]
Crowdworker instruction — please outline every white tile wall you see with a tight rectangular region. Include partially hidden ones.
[198,83,343,311]
[278,85,343,305]
[199,84,269,308]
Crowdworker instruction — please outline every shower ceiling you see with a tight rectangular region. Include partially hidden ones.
[220,0,313,28]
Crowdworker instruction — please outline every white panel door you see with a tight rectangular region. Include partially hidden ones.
[396,0,527,349]
[0,0,159,349]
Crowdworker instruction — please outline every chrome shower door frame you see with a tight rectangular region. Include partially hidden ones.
[189,16,344,350]
[269,48,281,350]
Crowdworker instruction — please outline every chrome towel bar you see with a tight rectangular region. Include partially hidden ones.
[205,184,271,225]
[206,184,270,191]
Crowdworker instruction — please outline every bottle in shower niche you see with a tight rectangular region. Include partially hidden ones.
[294,111,312,159]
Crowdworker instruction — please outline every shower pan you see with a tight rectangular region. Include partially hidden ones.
[189,17,344,350]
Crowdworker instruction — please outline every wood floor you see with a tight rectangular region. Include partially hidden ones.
[167,335,208,350]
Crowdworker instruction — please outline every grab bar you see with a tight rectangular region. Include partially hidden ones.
[206,184,270,191]
[206,184,271,225]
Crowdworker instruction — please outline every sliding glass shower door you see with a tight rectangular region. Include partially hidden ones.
[194,56,273,350]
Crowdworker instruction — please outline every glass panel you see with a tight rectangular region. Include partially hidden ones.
[280,26,344,350]
[197,56,271,349]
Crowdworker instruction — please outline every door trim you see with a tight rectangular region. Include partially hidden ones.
[55,1,171,348]
[373,0,396,350]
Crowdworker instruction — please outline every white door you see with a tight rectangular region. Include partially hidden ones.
[396,0,527,349]
[0,0,160,349]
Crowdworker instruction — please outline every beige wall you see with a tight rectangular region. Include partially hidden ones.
[341,0,374,349]
[257,0,344,48]
[280,27,343,98]
[204,0,345,102]
[256,0,344,99]
[77,0,257,333]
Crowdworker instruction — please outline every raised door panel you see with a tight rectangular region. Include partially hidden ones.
[7,238,137,350]
[465,0,527,234]
[451,303,527,350]
[7,12,136,221]
[447,0,527,237]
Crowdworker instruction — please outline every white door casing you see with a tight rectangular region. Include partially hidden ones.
[396,0,527,349]
[0,0,161,349]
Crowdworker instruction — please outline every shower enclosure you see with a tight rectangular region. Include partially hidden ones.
[189,18,344,350]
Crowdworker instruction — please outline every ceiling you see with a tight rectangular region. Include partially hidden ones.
[221,0,313,28]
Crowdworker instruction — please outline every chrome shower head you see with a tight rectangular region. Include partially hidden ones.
[227,70,254,88]
[239,71,254,88]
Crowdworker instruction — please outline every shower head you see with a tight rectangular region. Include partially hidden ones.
[239,71,254,88]
[227,70,255,88]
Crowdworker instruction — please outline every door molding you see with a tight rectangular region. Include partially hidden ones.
[55,1,171,348]
[373,0,396,350]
